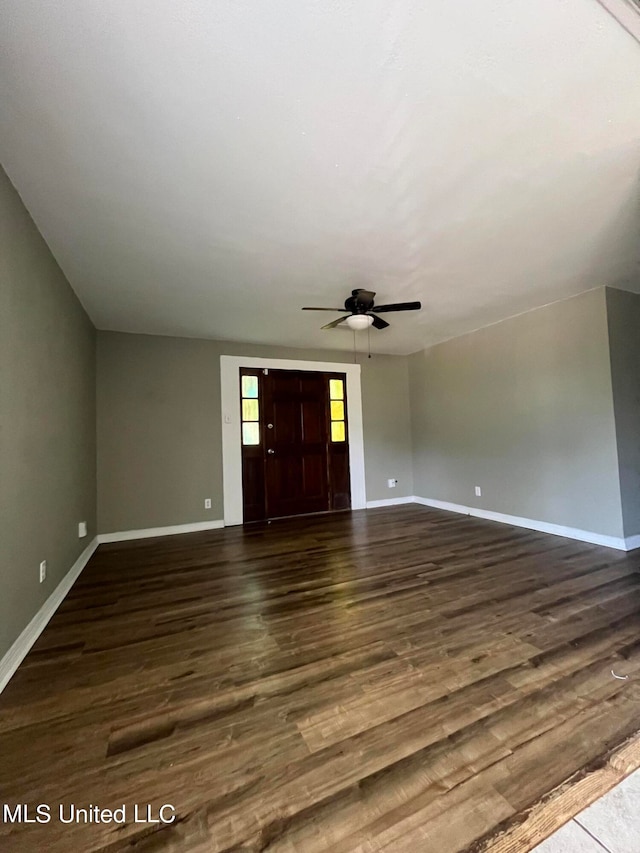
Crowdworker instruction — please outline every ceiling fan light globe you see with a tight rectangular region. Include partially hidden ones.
[346,314,374,331]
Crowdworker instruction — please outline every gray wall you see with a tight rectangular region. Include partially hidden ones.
[409,288,624,538]
[0,166,96,658]
[97,332,413,533]
[607,287,640,539]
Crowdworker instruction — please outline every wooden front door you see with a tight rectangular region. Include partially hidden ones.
[240,368,351,522]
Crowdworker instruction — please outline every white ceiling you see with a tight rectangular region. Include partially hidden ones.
[2,0,640,355]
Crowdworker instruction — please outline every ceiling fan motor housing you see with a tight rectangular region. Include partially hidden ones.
[345,289,375,314]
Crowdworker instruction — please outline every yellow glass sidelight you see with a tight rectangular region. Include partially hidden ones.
[330,400,344,421]
[329,378,344,400]
[331,421,346,442]
[329,378,346,442]
[242,399,259,421]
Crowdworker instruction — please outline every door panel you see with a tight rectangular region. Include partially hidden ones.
[301,398,324,443]
[240,368,350,521]
[272,400,298,444]
[302,454,327,499]
[328,444,350,510]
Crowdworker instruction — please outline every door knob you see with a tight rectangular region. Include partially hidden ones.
[267,448,275,455]
[267,423,274,429]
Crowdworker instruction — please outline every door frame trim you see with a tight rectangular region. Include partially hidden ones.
[220,356,366,525]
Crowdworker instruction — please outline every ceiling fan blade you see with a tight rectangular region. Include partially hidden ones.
[321,316,349,330]
[302,307,350,312]
[369,314,390,330]
[372,301,422,313]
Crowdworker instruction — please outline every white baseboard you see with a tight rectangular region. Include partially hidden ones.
[0,537,98,695]
[412,496,630,551]
[366,496,416,509]
[624,534,640,552]
[97,519,224,544]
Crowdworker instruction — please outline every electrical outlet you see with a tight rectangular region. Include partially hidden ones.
[475,486,482,497]
[39,561,47,583]
[204,498,212,509]
[78,521,87,538]
[387,478,398,488]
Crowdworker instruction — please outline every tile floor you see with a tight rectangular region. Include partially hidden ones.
[532,769,640,852]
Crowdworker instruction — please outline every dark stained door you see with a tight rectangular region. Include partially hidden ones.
[240,368,350,522]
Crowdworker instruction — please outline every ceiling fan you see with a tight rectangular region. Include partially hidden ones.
[302,289,421,330]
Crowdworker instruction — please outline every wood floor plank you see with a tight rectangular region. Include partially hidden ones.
[1,505,639,852]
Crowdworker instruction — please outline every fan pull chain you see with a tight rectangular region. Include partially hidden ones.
[368,325,371,358]
[353,330,357,363]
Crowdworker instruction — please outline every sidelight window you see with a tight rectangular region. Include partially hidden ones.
[241,374,260,445]
[329,378,346,442]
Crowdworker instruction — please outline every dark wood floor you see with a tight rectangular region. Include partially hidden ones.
[2,506,640,852]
